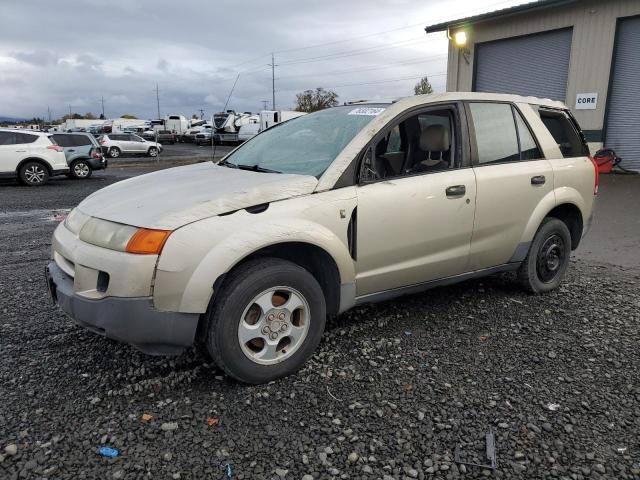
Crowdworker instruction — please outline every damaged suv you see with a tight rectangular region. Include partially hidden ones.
[47,93,597,383]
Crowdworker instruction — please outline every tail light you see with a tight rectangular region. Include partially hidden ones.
[47,145,64,152]
[91,150,102,159]
[589,155,599,196]
[99,138,106,145]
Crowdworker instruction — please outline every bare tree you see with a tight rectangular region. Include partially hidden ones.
[120,114,138,119]
[294,88,339,113]
[413,76,434,95]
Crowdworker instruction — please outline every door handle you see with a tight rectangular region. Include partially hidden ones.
[446,185,466,197]
[531,175,546,185]
[68,149,75,152]
[15,150,27,153]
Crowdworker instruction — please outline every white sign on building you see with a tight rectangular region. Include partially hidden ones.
[576,93,598,110]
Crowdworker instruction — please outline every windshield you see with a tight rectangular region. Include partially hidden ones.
[223,105,387,177]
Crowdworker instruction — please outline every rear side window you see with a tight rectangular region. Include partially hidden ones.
[71,134,93,146]
[0,131,16,145]
[469,102,542,164]
[15,133,38,144]
[52,134,72,147]
[539,109,588,158]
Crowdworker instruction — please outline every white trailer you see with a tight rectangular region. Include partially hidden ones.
[214,110,305,144]
[164,115,189,135]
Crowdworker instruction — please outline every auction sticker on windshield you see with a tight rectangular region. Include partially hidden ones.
[348,107,385,116]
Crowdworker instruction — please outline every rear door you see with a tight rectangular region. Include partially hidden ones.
[466,101,554,270]
[0,131,21,173]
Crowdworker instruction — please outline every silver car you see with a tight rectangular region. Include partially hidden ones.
[98,133,162,158]
[47,93,597,383]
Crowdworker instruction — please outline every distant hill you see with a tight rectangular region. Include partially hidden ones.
[0,116,29,123]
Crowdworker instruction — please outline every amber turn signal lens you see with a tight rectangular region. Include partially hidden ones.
[126,228,171,254]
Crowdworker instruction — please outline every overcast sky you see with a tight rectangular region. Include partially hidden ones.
[0,0,532,120]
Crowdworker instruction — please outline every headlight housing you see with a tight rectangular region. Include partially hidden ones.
[64,208,90,234]
[79,217,138,252]
[71,215,171,255]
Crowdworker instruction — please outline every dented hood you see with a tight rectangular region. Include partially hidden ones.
[78,162,318,230]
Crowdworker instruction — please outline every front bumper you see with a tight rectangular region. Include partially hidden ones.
[46,261,199,355]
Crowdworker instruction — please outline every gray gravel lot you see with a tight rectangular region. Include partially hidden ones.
[1,168,639,479]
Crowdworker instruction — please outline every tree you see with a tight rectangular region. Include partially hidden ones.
[294,87,339,113]
[413,76,434,95]
[84,112,96,120]
[120,114,138,119]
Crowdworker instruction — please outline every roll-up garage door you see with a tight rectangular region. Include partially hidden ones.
[474,29,573,102]
[605,16,640,172]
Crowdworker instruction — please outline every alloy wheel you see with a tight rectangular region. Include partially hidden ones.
[238,287,310,365]
[73,162,90,177]
[24,164,46,184]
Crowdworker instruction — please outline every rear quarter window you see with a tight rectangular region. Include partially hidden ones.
[538,109,588,158]
[15,133,38,144]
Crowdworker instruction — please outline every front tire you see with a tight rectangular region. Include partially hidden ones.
[147,147,158,157]
[19,161,49,186]
[108,147,121,158]
[205,258,326,384]
[518,217,571,293]
[70,160,92,179]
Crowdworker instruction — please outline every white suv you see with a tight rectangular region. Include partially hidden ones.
[99,133,162,158]
[0,128,69,186]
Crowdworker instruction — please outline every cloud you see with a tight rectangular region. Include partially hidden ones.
[11,50,59,67]
[0,0,526,118]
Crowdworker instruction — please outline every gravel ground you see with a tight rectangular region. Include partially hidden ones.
[1,168,639,480]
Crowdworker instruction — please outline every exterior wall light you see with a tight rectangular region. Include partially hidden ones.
[454,31,467,47]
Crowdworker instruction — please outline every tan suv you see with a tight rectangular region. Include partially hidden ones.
[46,93,597,383]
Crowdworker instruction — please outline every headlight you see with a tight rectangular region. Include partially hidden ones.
[78,217,171,254]
[64,208,90,234]
[80,218,138,251]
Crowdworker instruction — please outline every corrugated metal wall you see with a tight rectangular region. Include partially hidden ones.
[605,15,640,171]
[474,29,573,101]
[446,0,640,136]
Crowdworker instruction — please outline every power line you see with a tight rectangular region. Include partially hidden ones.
[218,0,523,71]
[275,72,447,94]
[276,54,447,80]
[277,37,435,66]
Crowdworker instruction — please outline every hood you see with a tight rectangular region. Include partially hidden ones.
[78,162,318,230]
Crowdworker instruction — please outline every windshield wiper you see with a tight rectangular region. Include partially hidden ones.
[217,159,238,168]
[236,164,282,174]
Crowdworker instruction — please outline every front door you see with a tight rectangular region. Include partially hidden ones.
[0,131,24,173]
[355,105,477,297]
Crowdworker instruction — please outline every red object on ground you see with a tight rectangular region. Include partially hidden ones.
[593,149,616,174]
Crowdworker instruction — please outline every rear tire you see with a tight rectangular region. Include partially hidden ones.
[18,161,49,186]
[518,217,571,293]
[108,147,121,158]
[69,159,92,179]
[204,258,326,384]
[147,147,158,157]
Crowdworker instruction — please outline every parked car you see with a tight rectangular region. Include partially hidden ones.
[182,125,211,143]
[195,130,212,146]
[51,132,107,179]
[142,130,177,144]
[0,128,68,185]
[47,93,597,383]
[98,133,162,158]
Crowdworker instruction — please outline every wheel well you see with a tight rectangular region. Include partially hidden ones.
[546,203,583,250]
[227,243,342,316]
[16,158,52,175]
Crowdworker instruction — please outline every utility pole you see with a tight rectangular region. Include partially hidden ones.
[155,83,161,119]
[101,95,105,119]
[199,109,205,119]
[268,53,277,110]
[261,100,269,110]
[47,105,52,123]
[68,105,72,118]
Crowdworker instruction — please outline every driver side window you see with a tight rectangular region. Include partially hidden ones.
[360,106,458,182]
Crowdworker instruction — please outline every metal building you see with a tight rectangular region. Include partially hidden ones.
[426,0,640,171]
